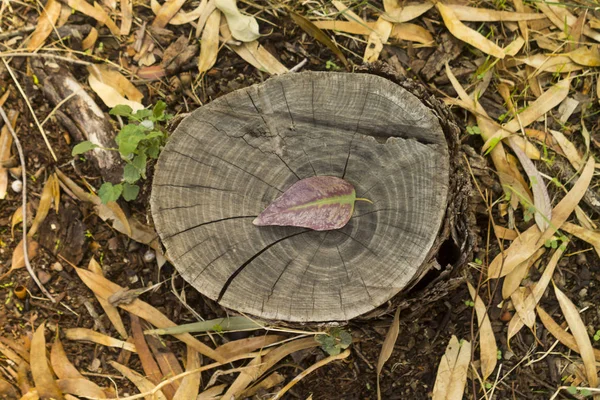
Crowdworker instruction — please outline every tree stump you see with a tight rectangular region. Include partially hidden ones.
[151,71,454,322]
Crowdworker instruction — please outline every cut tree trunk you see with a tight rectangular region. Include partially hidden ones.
[151,71,463,322]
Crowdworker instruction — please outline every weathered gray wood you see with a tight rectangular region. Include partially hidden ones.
[151,72,449,322]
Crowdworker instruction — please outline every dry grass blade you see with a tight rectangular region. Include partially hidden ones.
[28,174,58,237]
[554,284,598,389]
[197,9,221,74]
[537,306,600,362]
[507,244,566,342]
[51,337,84,380]
[436,3,505,59]
[0,110,17,200]
[215,335,284,360]
[451,5,547,22]
[27,0,61,51]
[488,157,594,278]
[56,379,106,398]
[31,323,64,400]
[1,238,39,279]
[271,349,351,400]
[381,1,433,23]
[110,361,167,400]
[364,17,392,62]
[291,12,349,68]
[466,282,497,381]
[432,336,471,400]
[65,328,136,352]
[376,307,400,400]
[73,266,226,362]
[173,346,200,398]
[223,337,318,398]
[220,23,288,75]
[88,258,128,339]
[502,248,545,299]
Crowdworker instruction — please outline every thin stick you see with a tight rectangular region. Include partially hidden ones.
[0,52,92,66]
[1,58,58,161]
[0,104,56,302]
[40,91,79,127]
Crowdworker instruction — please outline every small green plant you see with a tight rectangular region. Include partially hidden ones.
[464,300,475,307]
[315,327,352,356]
[593,330,600,341]
[72,101,172,203]
[466,125,481,135]
[567,386,593,397]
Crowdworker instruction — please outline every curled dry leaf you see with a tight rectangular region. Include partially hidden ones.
[87,65,144,111]
[152,0,186,28]
[51,337,84,380]
[31,323,64,400]
[27,0,62,51]
[436,3,505,59]
[391,23,433,45]
[381,1,433,23]
[1,239,39,280]
[29,174,59,237]
[64,328,137,352]
[432,336,471,400]
[488,157,594,278]
[561,222,600,259]
[290,12,349,68]
[220,23,288,75]
[554,284,598,389]
[376,307,400,400]
[254,176,369,231]
[466,283,497,381]
[197,9,221,74]
[215,0,259,42]
[364,17,393,63]
[151,0,207,25]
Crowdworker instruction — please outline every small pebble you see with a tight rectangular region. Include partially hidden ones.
[143,249,156,262]
[503,350,515,361]
[579,288,588,298]
[37,270,51,285]
[51,262,63,272]
[11,179,22,193]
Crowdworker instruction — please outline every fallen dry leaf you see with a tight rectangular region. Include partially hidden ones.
[151,0,207,25]
[502,248,545,299]
[376,307,400,400]
[31,323,64,400]
[51,337,84,380]
[88,70,144,112]
[66,0,120,35]
[364,17,392,63]
[549,129,584,170]
[381,1,433,23]
[467,283,497,381]
[120,0,132,34]
[567,45,600,67]
[197,8,221,74]
[554,284,598,389]
[517,54,582,74]
[451,5,547,22]
[64,328,137,352]
[88,65,143,104]
[561,222,600,259]
[432,336,471,400]
[152,0,185,28]
[390,23,433,45]
[488,157,594,278]
[291,12,349,68]
[56,379,106,399]
[29,174,58,237]
[28,0,62,51]
[173,346,201,398]
[130,314,163,387]
[215,0,259,42]
[88,258,128,339]
[1,239,39,280]
[0,110,17,200]
[215,335,284,360]
[110,361,168,400]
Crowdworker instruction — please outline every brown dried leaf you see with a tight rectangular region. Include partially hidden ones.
[290,12,349,68]
[151,0,207,25]
[130,314,162,386]
[31,323,64,400]
[146,335,183,397]
[56,379,106,398]
[51,337,84,380]
[538,2,600,42]
[197,9,221,74]
[376,307,400,400]
[493,225,518,241]
[82,27,98,50]
[312,20,373,36]
[73,266,226,362]
[436,2,505,59]
[173,346,201,398]
[152,0,185,28]
[381,1,433,23]
[488,157,594,278]
[64,328,137,352]
[554,284,598,388]
[432,336,471,400]
[364,17,392,63]
[28,0,62,51]
[549,130,584,170]
[66,0,120,36]
[88,258,128,339]
[110,361,168,400]
[29,174,58,237]
[518,54,582,73]
[390,23,433,45]
[466,283,497,381]
[568,46,600,67]
[5,239,39,277]
[215,335,284,360]
[120,0,132,35]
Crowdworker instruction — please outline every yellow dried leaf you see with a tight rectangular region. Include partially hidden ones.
[51,337,84,380]
[151,0,207,25]
[567,45,600,67]
[451,5,547,22]
[488,157,594,278]
[493,225,518,241]
[391,23,433,45]
[312,20,373,36]
[174,347,200,398]
[152,0,185,28]
[382,1,433,23]
[364,17,393,63]
[6,239,39,275]
[82,27,98,50]
[64,328,136,352]
[376,307,400,400]
[332,0,364,23]
[502,248,545,299]
[466,282,497,381]
[518,54,582,73]
[120,0,132,35]
[291,12,349,68]
[197,9,221,74]
[432,336,471,400]
[538,2,600,43]
[110,361,168,400]
[31,323,64,400]
[0,111,17,200]
[29,174,57,237]
[549,129,584,170]
[554,284,598,388]
[56,379,106,399]
[66,0,120,36]
[88,258,128,339]
[562,222,600,259]
[436,3,505,59]
[215,335,284,360]
[88,67,144,110]
[28,0,62,51]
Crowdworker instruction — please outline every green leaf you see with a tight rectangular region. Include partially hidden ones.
[132,109,153,120]
[110,104,133,117]
[122,183,140,201]
[123,164,141,184]
[146,142,161,159]
[153,100,167,119]
[145,131,164,140]
[567,386,578,395]
[484,136,501,155]
[132,153,147,177]
[72,141,99,155]
[98,183,123,203]
[116,124,146,156]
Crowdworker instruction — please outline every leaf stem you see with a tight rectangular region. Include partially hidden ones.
[355,197,373,204]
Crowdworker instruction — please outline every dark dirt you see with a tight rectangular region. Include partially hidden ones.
[2,1,600,400]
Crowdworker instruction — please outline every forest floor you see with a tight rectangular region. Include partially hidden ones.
[1,1,600,399]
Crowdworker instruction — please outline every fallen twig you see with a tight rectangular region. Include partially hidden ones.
[0,104,55,302]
